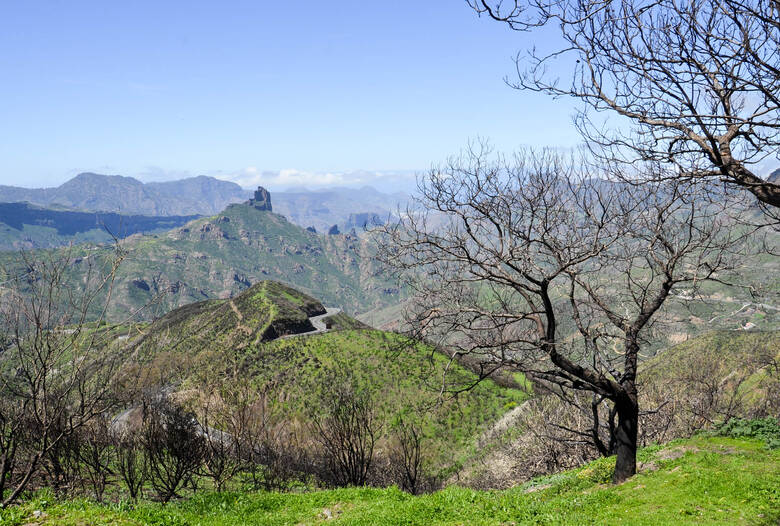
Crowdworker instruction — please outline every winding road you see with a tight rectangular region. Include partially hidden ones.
[281,307,341,339]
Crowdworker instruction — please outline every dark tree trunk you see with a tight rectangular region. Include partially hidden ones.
[612,398,639,483]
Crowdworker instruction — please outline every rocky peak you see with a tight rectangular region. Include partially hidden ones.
[250,186,272,211]
[345,212,384,230]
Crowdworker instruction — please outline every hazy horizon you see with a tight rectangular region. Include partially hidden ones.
[0,168,419,194]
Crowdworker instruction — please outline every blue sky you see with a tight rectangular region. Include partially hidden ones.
[0,1,580,190]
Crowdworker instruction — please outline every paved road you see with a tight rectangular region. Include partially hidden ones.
[281,307,341,339]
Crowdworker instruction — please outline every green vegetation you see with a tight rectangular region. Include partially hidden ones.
[642,330,780,377]
[255,330,526,473]
[3,436,777,525]
[127,280,355,360]
[0,200,398,320]
[103,281,528,482]
[716,418,780,449]
[0,202,199,250]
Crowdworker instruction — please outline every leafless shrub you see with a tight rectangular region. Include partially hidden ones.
[75,415,115,502]
[114,429,147,502]
[0,244,134,507]
[387,416,438,494]
[310,373,382,487]
[142,398,205,503]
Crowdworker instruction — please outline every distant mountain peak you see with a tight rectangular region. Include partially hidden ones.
[0,173,249,216]
[69,172,143,185]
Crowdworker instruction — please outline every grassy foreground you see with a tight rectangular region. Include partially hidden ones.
[3,437,778,526]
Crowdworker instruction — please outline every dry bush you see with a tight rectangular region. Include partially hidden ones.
[74,415,115,502]
[142,398,205,503]
[113,428,147,502]
[309,375,382,487]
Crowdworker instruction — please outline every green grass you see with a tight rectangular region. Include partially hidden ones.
[4,437,778,525]
[118,303,528,480]
[241,329,529,475]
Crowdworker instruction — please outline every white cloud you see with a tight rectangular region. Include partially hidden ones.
[224,168,418,192]
[131,166,420,193]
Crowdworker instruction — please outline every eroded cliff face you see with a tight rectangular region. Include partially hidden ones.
[249,186,272,211]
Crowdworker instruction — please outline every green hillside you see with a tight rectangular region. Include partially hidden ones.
[109,201,392,318]
[0,202,199,250]
[642,329,780,379]
[0,199,399,321]
[4,436,777,525]
[109,281,526,481]
[127,280,329,359]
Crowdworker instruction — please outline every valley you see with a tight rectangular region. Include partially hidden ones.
[0,182,777,524]
[4,2,780,522]
[0,174,408,250]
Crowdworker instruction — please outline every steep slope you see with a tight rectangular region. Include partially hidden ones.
[129,280,331,358]
[0,202,199,250]
[639,329,780,427]
[113,281,526,480]
[45,199,397,320]
[452,329,780,489]
[0,173,248,216]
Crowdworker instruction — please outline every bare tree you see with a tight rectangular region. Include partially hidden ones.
[189,355,300,492]
[311,370,382,487]
[142,397,205,503]
[0,245,125,507]
[469,0,780,214]
[114,429,147,502]
[377,146,745,482]
[195,381,249,492]
[390,415,425,494]
[75,415,115,502]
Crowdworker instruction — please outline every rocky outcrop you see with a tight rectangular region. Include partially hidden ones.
[344,212,384,230]
[328,224,340,235]
[250,187,273,211]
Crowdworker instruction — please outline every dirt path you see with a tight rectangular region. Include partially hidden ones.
[229,299,253,334]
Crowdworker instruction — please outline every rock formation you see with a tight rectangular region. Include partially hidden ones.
[250,186,273,211]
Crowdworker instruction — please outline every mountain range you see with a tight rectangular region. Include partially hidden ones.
[1,175,776,342]
[0,202,199,250]
[0,173,408,234]
[271,186,407,232]
[0,173,248,216]
[0,194,400,321]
